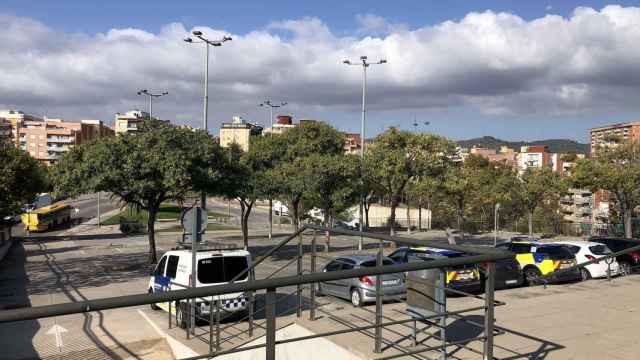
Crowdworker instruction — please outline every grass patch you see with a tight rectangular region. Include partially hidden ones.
[103,204,183,225]
[158,223,238,233]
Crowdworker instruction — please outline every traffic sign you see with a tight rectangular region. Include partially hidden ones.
[182,207,207,242]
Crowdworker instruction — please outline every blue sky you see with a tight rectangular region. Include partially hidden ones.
[2,1,640,142]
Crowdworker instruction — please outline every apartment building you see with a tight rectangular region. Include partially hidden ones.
[516,145,553,172]
[0,118,11,142]
[469,146,517,167]
[0,110,44,146]
[263,115,296,135]
[344,133,361,154]
[219,116,263,152]
[560,188,593,224]
[114,110,149,135]
[590,121,640,155]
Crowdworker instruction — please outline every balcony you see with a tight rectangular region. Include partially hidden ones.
[47,137,74,143]
[47,147,68,153]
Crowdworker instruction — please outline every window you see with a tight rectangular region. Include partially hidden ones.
[564,245,581,254]
[360,259,394,267]
[166,255,179,279]
[536,246,572,260]
[509,243,532,254]
[155,256,167,276]
[589,245,611,255]
[325,261,341,272]
[390,249,407,263]
[197,256,249,284]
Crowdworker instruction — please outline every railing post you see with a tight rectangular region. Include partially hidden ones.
[248,274,254,336]
[209,296,214,355]
[297,230,303,318]
[216,298,221,351]
[185,300,190,340]
[310,229,317,321]
[374,239,383,353]
[168,300,172,329]
[266,287,277,360]
[483,262,495,360]
[439,269,447,360]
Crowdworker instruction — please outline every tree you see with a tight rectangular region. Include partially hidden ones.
[274,122,346,229]
[515,166,566,238]
[53,120,223,263]
[572,141,640,238]
[0,142,49,220]
[305,154,360,247]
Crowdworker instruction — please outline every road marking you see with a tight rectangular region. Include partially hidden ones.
[114,248,123,253]
[137,309,199,358]
[46,324,67,351]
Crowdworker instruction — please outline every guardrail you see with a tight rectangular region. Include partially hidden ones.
[0,225,514,360]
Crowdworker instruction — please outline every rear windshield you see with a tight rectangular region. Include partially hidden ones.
[589,244,612,255]
[536,246,573,260]
[360,259,394,267]
[198,256,249,284]
[564,245,580,254]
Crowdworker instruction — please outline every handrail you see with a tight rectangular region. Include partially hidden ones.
[0,250,511,323]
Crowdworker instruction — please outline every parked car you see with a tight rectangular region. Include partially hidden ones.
[588,237,640,275]
[389,247,482,294]
[482,256,524,289]
[148,249,252,328]
[554,240,620,279]
[495,241,581,285]
[272,201,289,216]
[317,255,405,307]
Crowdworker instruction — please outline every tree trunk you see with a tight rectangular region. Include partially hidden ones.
[147,206,158,264]
[324,210,331,253]
[406,197,411,235]
[624,208,633,238]
[239,199,254,250]
[364,199,370,230]
[528,209,534,239]
[389,196,398,236]
[418,198,422,231]
[456,198,464,241]
[292,198,300,230]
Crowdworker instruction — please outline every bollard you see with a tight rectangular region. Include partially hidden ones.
[310,230,317,321]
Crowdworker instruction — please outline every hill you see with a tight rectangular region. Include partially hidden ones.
[457,136,589,154]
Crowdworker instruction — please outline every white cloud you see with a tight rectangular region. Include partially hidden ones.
[1,5,640,131]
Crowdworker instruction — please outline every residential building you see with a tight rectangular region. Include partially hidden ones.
[80,119,115,141]
[469,146,517,167]
[0,110,44,146]
[114,110,149,135]
[263,115,296,135]
[0,118,11,142]
[560,188,593,224]
[516,145,553,173]
[219,116,263,152]
[590,121,640,155]
[344,133,361,154]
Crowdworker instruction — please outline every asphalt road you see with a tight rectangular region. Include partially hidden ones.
[11,193,119,238]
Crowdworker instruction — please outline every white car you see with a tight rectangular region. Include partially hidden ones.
[554,240,620,280]
[272,201,289,216]
[148,249,252,328]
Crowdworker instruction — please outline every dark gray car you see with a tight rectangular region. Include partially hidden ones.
[317,255,406,307]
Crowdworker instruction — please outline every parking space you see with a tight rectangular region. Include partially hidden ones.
[2,227,640,359]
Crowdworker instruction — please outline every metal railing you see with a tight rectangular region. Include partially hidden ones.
[0,225,514,360]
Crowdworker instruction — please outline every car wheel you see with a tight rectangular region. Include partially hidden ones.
[176,302,189,329]
[149,289,160,310]
[350,288,363,307]
[619,262,632,276]
[524,267,542,286]
[580,268,591,281]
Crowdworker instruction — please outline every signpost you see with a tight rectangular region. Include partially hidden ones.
[180,206,207,335]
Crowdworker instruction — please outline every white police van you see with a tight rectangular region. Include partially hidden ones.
[148,248,252,328]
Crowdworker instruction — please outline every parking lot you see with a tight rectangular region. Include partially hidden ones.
[2,227,640,359]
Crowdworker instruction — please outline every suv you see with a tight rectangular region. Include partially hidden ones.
[317,255,405,307]
[389,247,482,293]
[148,249,252,328]
[588,237,640,275]
[495,241,581,285]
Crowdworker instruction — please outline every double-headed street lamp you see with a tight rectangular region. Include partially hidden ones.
[137,89,168,119]
[343,55,387,249]
[259,100,287,131]
[184,30,232,210]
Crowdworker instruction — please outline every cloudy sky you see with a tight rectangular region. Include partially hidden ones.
[2,1,640,142]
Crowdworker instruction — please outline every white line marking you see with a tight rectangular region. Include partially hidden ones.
[114,248,123,253]
[46,324,67,350]
[137,309,199,358]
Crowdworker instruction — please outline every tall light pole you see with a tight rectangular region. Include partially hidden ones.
[137,90,168,119]
[184,30,232,210]
[259,100,287,241]
[343,56,386,249]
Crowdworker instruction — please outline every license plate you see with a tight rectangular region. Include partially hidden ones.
[560,262,573,269]
[457,273,472,280]
[505,279,518,285]
[383,280,398,286]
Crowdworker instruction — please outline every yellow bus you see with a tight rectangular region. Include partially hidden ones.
[21,202,72,232]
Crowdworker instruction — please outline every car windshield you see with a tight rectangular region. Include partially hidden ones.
[198,256,249,284]
[360,259,394,267]
[536,246,573,260]
[589,244,612,255]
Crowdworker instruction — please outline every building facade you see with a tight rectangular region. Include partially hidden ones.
[469,146,517,167]
[0,118,11,142]
[590,121,640,155]
[263,115,296,135]
[219,116,263,152]
[114,110,149,135]
[344,133,361,154]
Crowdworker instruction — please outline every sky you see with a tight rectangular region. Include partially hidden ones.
[2,1,640,142]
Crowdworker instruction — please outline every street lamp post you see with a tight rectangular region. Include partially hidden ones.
[185,30,232,210]
[259,100,287,242]
[137,90,168,120]
[343,56,386,249]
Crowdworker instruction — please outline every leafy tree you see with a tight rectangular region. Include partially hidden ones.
[0,142,49,220]
[274,122,346,228]
[515,166,566,238]
[53,120,223,263]
[572,141,640,238]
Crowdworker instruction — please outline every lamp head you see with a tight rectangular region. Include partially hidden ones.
[184,37,193,43]
[192,30,203,36]
[360,55,368,61]
[379,59,387,64]
[342,59,351,65]
[223,36,232,42]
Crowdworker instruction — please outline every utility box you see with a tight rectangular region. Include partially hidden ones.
[406,268,446,318]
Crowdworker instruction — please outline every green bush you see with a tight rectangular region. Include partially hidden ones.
[119,217,144,234]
